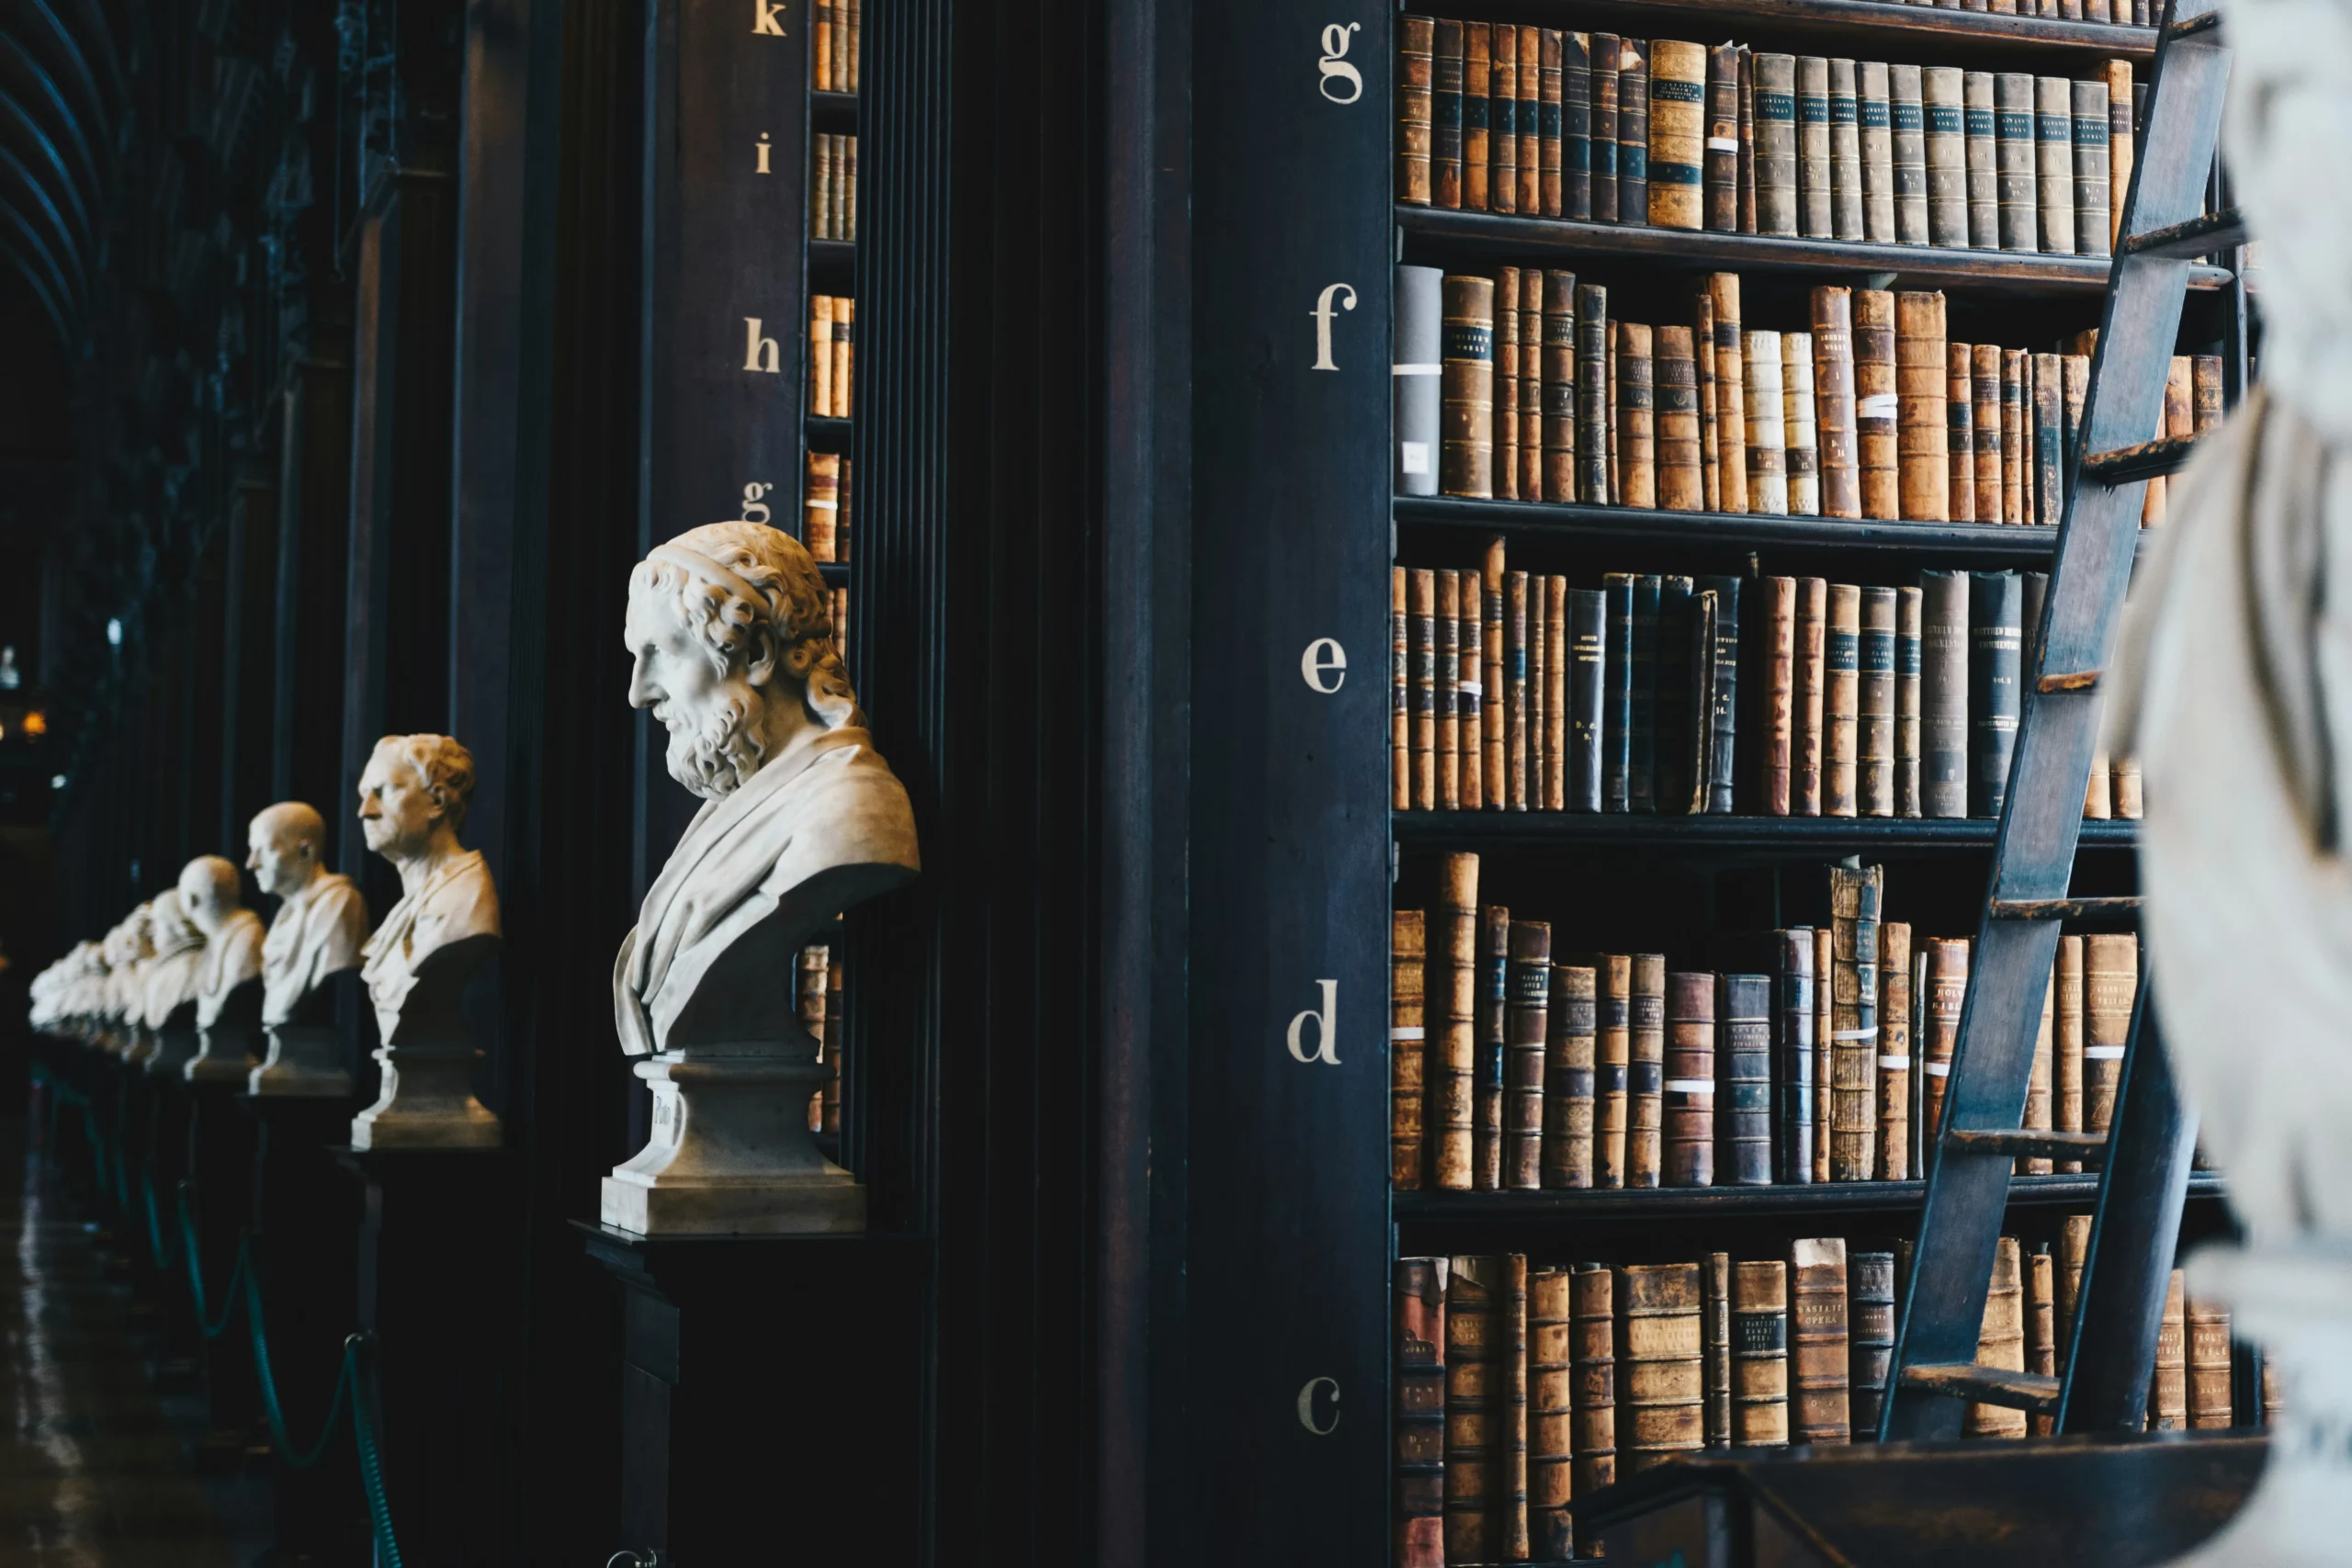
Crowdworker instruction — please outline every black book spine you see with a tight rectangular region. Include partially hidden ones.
[1656,577,1694,816]
[1563,32,1592,220]
[1433,20,1464,209]
[1629,574,1661,813]
[1920,570,1969,819]
[1849,1250,1896,1439]
[1701,575,1741,815]
[1618,39,1649,227]
[1777,928,1815,1185]
[1968,570,2022,818]
[1602,574,1634,812]
[1570,589,1608,813]
[2019,570,2049,683]
[1719,973,1773,1187]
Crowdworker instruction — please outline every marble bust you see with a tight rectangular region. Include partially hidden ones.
[101,904,153,1055]
[137,889,208,1072]
[350,734,503,1149]
[603,520,918,1234]
[247,801,370,1096]
[178,855,266,1082]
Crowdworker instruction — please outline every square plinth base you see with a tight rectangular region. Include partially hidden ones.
[599,1172,866,1235]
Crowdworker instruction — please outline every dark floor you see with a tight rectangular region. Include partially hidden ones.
[0,1117,272,1564]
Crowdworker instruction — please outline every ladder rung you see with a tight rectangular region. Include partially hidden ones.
[1943,1128,2110,1160]
[1989,897,2142,921]
[2121,207,2246,260]
[1900,1363,2064,1415]
[2036,671,2099,694]
[2081,436,2199,485]
[2167,9,2222,39]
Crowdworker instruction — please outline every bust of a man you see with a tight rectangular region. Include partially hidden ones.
[250,801,370,1025]
[356,734,502,1042]
[141,889,208,1029]
[104,903,154,1050]
[179,856,266,1028]
[614,521,918,1056]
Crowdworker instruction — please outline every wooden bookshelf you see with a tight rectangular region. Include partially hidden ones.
[1394,814,2138,853]
[1466,0,2163,60]
[1396,1172,2223,1225]
[1396,494,2096,558]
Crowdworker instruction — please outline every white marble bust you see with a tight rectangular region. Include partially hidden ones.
[179,855,265,1027]
[356,734,502,1043]
[103,903,154,1053]
[251,801,370,1026]
[139,888,208,1055]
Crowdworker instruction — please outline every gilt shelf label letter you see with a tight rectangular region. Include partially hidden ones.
[1317,24,1363,104]
[1301,638,1347,693]
[753,0,786,37]
[1312,284,1357,372]
[1287,979,1340,1065]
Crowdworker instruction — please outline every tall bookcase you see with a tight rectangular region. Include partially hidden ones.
[1189,2,2251,1562]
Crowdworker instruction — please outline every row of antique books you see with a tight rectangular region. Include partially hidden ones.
[1397,265,2222,523]
[803,454,854,563]
[797,943,844,1136]
[1391,854,2140,1192]
[1885,0,2155,17]
[812,0,861,94]
[811,295,856,420]
[1387,542,2146,819]
[1396,23,2142,260]
[811,134,858,243]
[1396,1244,2261,1566]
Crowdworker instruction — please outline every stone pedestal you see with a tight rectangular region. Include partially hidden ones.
[248,1023,355,1097]
[350,1043,500,1150]
[600,1048,862,1235]
[185,1021,261,1085]
[147,1021,202,1078]
[123,1023,159,1067]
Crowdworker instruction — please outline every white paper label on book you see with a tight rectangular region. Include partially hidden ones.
[1832,1029,1877,1041]
[1399,440,1431,474]
[1457,681,1482,696]
[1859,393,1901,419]
[1392,362,1442,377]
[1709,137,1740,152]
[1390,1027,1425,1041]
[1666,1078,1718,1095]
[1879,1055,1912,1068]
[2084,1045,2127,1059]
[1925,1061,1951,1076]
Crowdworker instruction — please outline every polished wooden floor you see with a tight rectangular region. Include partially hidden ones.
[0,1118,267,1565]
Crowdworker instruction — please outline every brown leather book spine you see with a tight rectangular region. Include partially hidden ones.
[1896,585,1922,816]
[1576,284,1611,505]
[1571,1265,1617,1496]
[1703,1251,1734,1448]
[1616,321,1657,509]
[1437,570,1460,810]
[1590,32,1620,223]
[1544,965,1597,1188]
[1855,289,1899,519]
[1464,24,1491,212]
[2106,62,2132,248]
[1648,39,1706,231]
[813,0,835,91]
[1595,953,1632,1189]
[833,299,854,417]
[2188,1298,2233,1429]
[1529,1269,1575,1558]
[1476,907,1510,1193]
[2114,756,2143,819]
[1695,290,1719,510]
[1494,267,1521,501]
[2002,348,2028,524]
[1459,571,1485,810]
[1521,273,1546,502]
[1814,927,1834,1183]
[1618,1262,1706,1474]
[1764,576,1796,815]
[1812,287,1860,519]
[1484,540,1506,808]
[1629,953,1666,1188]
[1392,570,1410,807]
[805,451,841,561]
[1443,1256,1495,1563]
[1525,578,1544,811]
[2264,1361,2284,1427]
[1432,855,1480,1190]
[810,294,836,417]
[2028,1247,2058,1435]
[2024,961,2054,1174]
[1545,576,1569,810]
[1789,1237,1852,1444]
[1399,16,1435,206]
[1411,569,1437,810]
[1829,863,1883,1181]
[1923,936,1970,1147]
[1500,1255,1530,1559]
[1442,276,1496,499]
[1664,970,1716,1187]
[2084,933,2136,1141]
[1656,325,1702,510]
[1877,921,1913,1180]
[1946,343,1976,522]
[1972,343,2004,523]
[2148,1269,2188,1431]
[1394,911,1430,1189]
[1709,274,1748,513]
[2056,933,2085,1171]
[1506,570,1530,810]
[1433,20,1464,212]
[1737,46,1757,233]
[1732,1259,1790,1446]
[1825,582,1860,818]
[1783,332,1820,516]
[2060,1213,2091,1348]
[1848,1250,1895,1439]
[1539,30,1565,219]
[1489,28,1520,217]
[1705,45,1741,231]
[1968,1236,2029,1438]
[1397,1258,1450,1568]
[1518,28,1544,222]
[1544,272,1578,502]
[1794,578,1827,815]
[1618,38,1649,226]
[2192,354,2223,435]
[1506,922,1552,1190]
[1860,586,1896,817]
[1895,291,1950,521]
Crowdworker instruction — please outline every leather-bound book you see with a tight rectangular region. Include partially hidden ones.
[1753,54,1799,235]
[1695,291,1720,509]
[1968,1237,2029,1438]
[1825,582,1861,818]
[2024,962,2054,1174]
[1738,47,1757,232]
[1796,56,1832,238]
[1460,572,1485,809]
[1545,965,1598,1188]
[1648,40,1705,230]
[1889,64,1928,243]
[1602,575,1634,811]
[1923,67,1968,247]
[1521,272,1546,502]
[1664,970,1717,1187]
[1744,329,1789,515]
[1657,577,1695,814]
[1397,265,1443,498]
[1967,570,2022,817]
[2034,76,2075,255]
[1783,333,1821,516]
[1618,39,1650,225]
[832,299,854,417]
[1684,587,1716,814]
[1619,1262,1707,1473]
[2188,1299,2233,1429]
[1411,570,1438,809]
[810,295,836,415]
[1507,571,1530,809]
[1630,574,1662,811]
[1437,571,1460,808]
[1710,274,1748,514]
[1441,276,1496,499]
[1829,58,1863,241]
[1789,1239,1852,1444]
[1921,570,1969,818]
[1860,61,1895,243]
[1849,1250,1897,1439]
[2148,1269,2188,1431]
[1829,863,1884,1181]
[1995,74,2039,252]
[2072,79,2111,257]
[805,451,842,561]
[1815,927,1835,1183]
[1520,28,1544,220]
[1895,291,1950,521]
[1657,325,1702,510]
[2057,1213,2091,1362]
[2192,354,2223,434]
[1562,32,1591,219]
[1489,27,1520,216]
[1705,45,1741,231]
[1778,929,1818,1183]
[1877,922,1914,1179]
[1444,1255,1495,1564]
[1895,586,1923,816]
[1860,586,1897,817]
[2002,349,2027,524]
[1432,855,1481,1190]
[1703,1252,1734,1447]
[1464,24,1492,211]
[1719,973,1773,1186]
[1761,576,1796,815]
[1812,288,1860,520]
[1855,290,1899,520]
[1576,284,1611,505]
[1568,588,1606,811]
[1501,1255,1532,1559]
[2031,352,2064,525]
[1394,570,1410,809]
[1544,272,1579,502]
[1699,574,1743,814]
[1485,540,1507,802]
[2114,756,2143,818]
[1593,953,1633,1188]
[1590,33,1620,222]
[2027,1248,2058,1435]
[2084,933,2136,1140]
[814,0,835,90]
[1547,577,1571,807]
[1494,269,1521,501]
[1398,1258,1449,1568]
[1630,953,1668,1188]
[1617,321,1657,509]
[1529,1269,1576,1557]
[1571,1265,1618,1496]
[1794,578,1829,816]
[1399,17,1435,206]
[1506,922,1552,1190]
[1433,20,1464,209]
[2106,61,2133,249]
[1964,72,1997,246]
[1733,1260,1792,1446]
[2264,1361,2284,1427]
[1395,911,1430,1188]
[1922,937,1970,1146]
[1971,343,2004,519]
[2056,933,2085,1171]
[1476,906,1510,1191]
[1946,344,1976,522]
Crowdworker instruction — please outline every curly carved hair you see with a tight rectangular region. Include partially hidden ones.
[371,734,478,832]
[629,520,858,730]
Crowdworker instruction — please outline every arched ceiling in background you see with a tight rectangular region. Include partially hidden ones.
[0,0,125,349]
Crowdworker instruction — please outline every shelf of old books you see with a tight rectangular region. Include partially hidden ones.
[1375,5,2256,1567]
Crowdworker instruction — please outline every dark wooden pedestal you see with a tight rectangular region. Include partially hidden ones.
[336,1146,519,1568]
[182,1079,262,1456]
[580,1226,926,1566]
[1579,1433,2266,1568]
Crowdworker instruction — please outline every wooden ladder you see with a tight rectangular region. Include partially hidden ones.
[1879,0,2240,1441]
